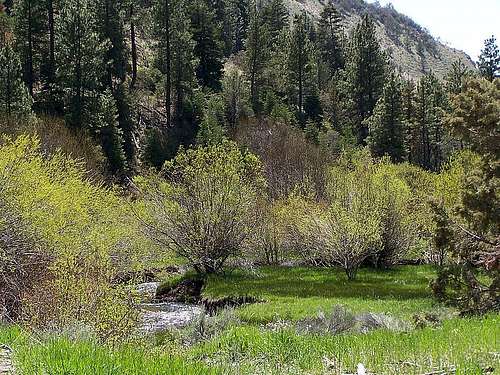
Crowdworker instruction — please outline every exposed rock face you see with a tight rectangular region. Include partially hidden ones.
[283,0,476,79]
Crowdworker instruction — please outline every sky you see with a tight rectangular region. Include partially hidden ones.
[366,0,500,61]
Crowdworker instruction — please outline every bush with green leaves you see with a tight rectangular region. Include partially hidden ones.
[136,140,265,275]
[286,150,421,278]
[287,152,382,280]
[0,135,147,340]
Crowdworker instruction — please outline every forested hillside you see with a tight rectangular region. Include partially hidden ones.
[0,0,499,373]
[285,0,476,78]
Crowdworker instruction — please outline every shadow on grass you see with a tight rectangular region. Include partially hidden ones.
[205,266,435,301]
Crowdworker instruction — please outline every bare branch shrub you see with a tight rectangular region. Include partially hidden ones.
[234,119,331,200]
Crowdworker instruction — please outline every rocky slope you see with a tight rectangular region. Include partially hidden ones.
[284,0,476,79]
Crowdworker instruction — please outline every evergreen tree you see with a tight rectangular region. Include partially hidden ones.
[401,79,416,162]
[93,90,127,174]
[245,1,269,113]
[445,60,473,95]
[154,0,199,160]
[346,15,386,144]
[261,0,288,45]
[0,43,32,117]
[57,0,105,129]
[97,0,128,86]
[366,73,406,162]
[0,0,11,45]
[317,1,344,75]
[12,0,46,96]
[189,0,224,91]
[226,0,250,54]
[478,35,499,82]
[409,73,447,171]
[97,0,137,171]
[153,0,172,128]
[287,12,316,126]
[432,78,499,314]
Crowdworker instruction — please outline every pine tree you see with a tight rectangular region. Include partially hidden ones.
[97,0,128,86]
[409,73,447,171]
[346,15,386,144]
[245,1,269,113]
[189,0,224,91]
[317,1,344,75]
[366,73,406,162]
[401,79,416,162]
[12,0,46,97]
[261,0,288,45]
[97,0,137,171]
[153,0,172,127]
[0,0,11,45]
[445,60,473,95]
[57,0,105,129]
[478,36,500,82]
[0,43,32,117]
[226,0,250,54]
[287,12,316,126]
[92,90,127,174]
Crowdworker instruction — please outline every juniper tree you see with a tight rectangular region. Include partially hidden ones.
[346,15,386,144]
[432,78,500,314]
[367,73,406,162]
[478,36,499,82]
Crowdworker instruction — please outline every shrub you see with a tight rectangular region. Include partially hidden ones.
[136,140,264,275]
[371,160,418,268]
[235,119,331,200]
[0,135,141,340]
[287,153,382,280]
[0,197,49,321]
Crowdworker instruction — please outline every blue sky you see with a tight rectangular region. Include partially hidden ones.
[367,0,500,61]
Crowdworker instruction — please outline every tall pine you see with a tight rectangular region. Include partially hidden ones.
[346,15,386,144]
[478,35,499,82]
[366,72,406,162]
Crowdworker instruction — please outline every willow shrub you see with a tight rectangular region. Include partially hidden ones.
[286,150,423,279]
[135,140,265,275]
[0,135,140,341]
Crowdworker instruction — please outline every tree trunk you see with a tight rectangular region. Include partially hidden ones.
[164,0,171,128]
[47,0,55,82]
[130,4,137,89]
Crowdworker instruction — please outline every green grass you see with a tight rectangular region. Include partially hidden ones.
[1,266,499,374]
[190,314,499,374]
[203,265,440,323]
[0,325,218,375]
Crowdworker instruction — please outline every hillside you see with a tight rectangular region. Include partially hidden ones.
[284,0,476,79]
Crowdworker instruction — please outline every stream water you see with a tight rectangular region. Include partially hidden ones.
[135,283,203,333]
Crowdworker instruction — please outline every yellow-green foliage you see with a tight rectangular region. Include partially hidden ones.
[136,140,265,274]
[0,135,141,340]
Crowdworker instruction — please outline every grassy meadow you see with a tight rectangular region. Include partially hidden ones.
[2,265,498,374]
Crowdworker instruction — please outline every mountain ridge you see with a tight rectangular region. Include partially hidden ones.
[284,0,476,79]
